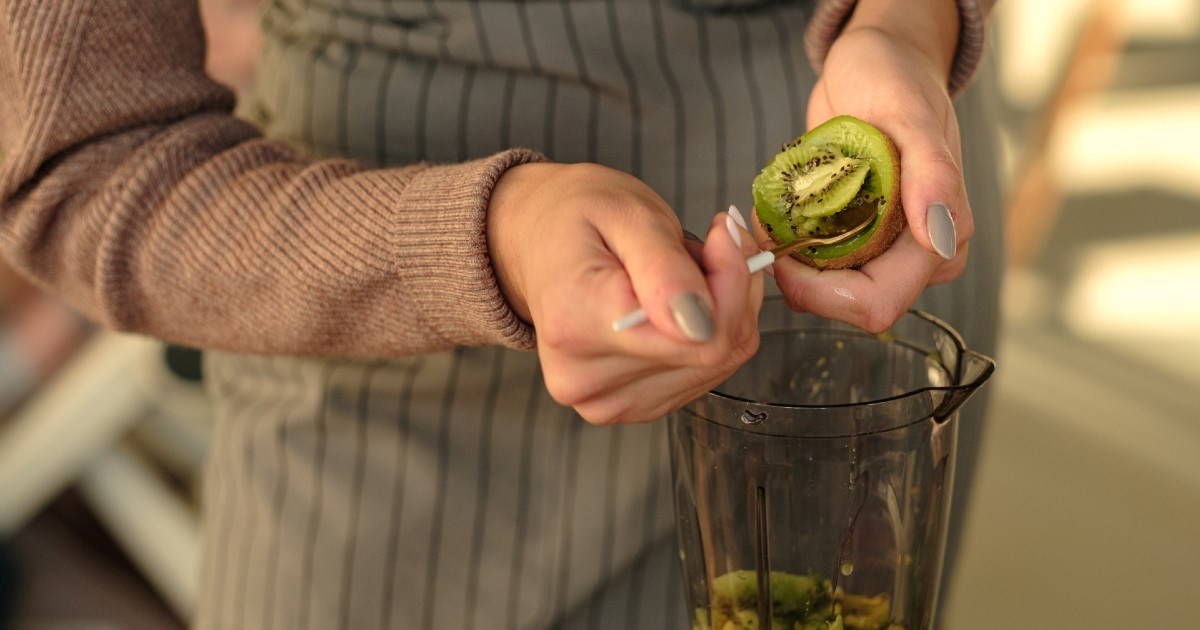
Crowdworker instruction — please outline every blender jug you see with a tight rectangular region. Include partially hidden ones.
[669,303,994,630]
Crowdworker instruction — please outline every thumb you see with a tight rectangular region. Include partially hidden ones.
[893,127,973,262]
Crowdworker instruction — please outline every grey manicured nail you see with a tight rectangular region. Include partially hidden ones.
[926,202,957,260]
[727,204,748,230]
[670,292,714,342]
[725,213,741,247]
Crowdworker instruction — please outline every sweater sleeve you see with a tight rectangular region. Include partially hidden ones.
[0,0,542,358]
[804,0,997,97]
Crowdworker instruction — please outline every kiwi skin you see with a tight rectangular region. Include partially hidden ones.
[755,116,905,270]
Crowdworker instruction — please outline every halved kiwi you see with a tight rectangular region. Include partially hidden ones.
[752,115,903,269]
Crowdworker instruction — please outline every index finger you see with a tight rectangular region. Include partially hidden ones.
[603,208,717,344]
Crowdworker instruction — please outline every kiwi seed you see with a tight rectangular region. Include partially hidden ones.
[751,115,904,270]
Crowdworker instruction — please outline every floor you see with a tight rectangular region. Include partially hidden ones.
[3,493,185,630]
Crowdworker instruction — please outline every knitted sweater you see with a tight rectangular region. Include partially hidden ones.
[0,0,992,358]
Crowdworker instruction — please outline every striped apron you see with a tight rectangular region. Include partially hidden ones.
[195,1,1004,627]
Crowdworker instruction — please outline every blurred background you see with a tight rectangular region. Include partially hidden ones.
[1,0,1197,627]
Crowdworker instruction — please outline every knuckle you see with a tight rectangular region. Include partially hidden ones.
[576,406,615,426]
[862,299,903,335]
[687,326,757,385]
[697,325,756,370]
[532,299,589,354]
[534,322,572,352]
[781,281,813,316]
[738,324,761,361]
[953,207,975,242]
[560,162,613,188]
[728,320,760,365]
[576,399,634,426]
[692,342,728,370]
[541,370,592,409]
[565,163,666,219]
[927,144,962,174]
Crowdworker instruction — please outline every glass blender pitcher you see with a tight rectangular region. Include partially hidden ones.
[669,301,995,630]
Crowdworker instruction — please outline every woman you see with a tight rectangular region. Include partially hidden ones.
[0,0,1001,627]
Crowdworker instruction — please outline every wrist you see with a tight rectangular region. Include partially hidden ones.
[487,161,564,323]
[841,0,959,83]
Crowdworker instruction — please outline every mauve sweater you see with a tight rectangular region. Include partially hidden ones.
[0,0,992,358]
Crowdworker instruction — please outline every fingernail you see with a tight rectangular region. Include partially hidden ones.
[725,213,741,247]
[727,204,748,230]
[669,292,714,342]
[682,229,704,243]
[926,202,956,260]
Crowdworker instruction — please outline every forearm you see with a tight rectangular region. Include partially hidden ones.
[805,0,996,96]
[0,0,539,357]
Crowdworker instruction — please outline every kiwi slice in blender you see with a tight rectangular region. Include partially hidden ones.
[752,115,903,270]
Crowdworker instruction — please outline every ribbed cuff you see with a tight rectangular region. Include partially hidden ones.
[804,0,993,97]
[392,148,546,351]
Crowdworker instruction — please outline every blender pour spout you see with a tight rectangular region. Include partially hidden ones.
[932,349,996,423]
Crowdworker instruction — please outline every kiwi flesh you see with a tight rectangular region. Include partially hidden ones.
[698,569,902,630]
[753,115,903,269]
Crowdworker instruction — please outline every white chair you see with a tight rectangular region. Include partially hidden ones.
[0,331,210,619]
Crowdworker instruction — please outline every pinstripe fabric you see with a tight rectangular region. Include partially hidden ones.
[197,1,1002,628]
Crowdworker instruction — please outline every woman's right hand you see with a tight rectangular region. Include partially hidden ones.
[487,162,764,425]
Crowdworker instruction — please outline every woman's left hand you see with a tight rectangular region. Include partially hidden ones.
[759,1,974,334]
